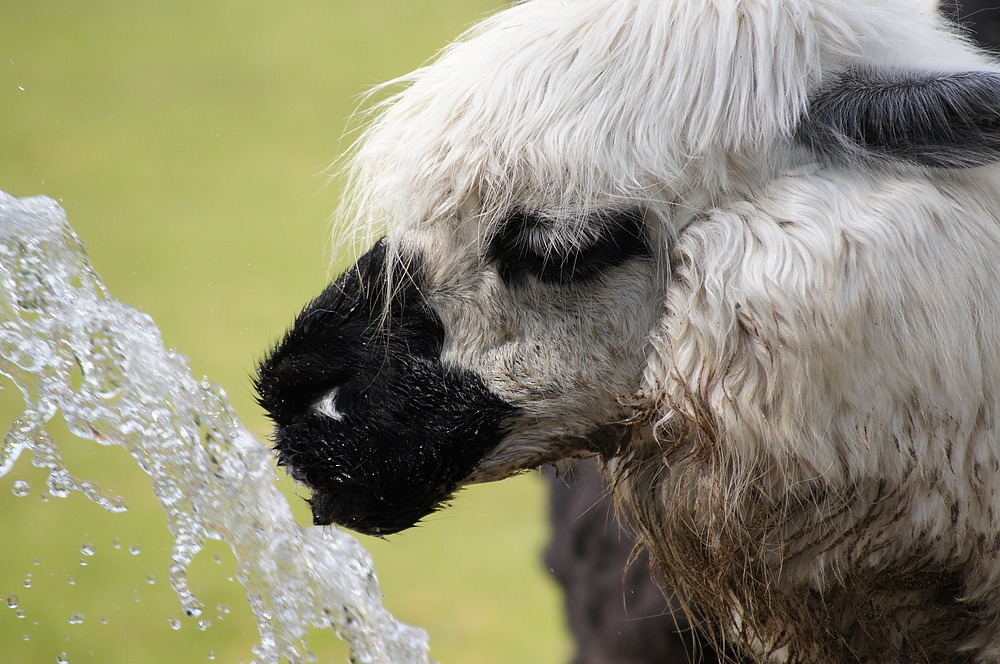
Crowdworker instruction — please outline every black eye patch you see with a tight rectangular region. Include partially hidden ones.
[486,209,648,286]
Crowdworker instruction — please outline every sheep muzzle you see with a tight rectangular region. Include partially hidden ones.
[255,239,519,535]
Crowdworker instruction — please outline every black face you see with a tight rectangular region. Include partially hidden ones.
[255,239,519,536]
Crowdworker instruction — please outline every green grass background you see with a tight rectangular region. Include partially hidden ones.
[0,1,572,662]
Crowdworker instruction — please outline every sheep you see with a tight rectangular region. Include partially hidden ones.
[255,0,1000,661]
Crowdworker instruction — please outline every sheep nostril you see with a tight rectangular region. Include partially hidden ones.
[312,387,346,422]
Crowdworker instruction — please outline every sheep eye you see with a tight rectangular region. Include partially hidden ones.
[486,209,648,286]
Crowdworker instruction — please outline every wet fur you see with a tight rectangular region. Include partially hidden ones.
[614,167,1000,662]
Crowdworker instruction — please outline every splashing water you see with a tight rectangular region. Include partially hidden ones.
[0,190,431,663]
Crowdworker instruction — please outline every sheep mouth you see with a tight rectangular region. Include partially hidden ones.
[293,471,450,536]
[264,361,520,534]
[271,403,517,535]
[300,473,456,536]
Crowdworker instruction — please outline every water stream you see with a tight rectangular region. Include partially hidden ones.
[0,190,431,664]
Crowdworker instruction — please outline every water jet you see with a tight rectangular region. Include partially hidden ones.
[0,190,431,664]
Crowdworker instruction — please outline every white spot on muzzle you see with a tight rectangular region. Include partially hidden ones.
[313,389,345,421]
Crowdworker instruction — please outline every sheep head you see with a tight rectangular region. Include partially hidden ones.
[256,210,661,534]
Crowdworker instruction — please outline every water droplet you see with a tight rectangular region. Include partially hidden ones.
[39,492,50,502]
[57,653,69,664]
[80,542,95,556]
[7,595,18,609]
[12,480,30,497]
[48,470,75,498]
[167,617,182,631]
[213,553,222,564]
[68,612,84,625]
[67,577,76,585]
[100,617,109,624]
[78,558,88,566]
[22,634,29,641]
[216,604,230,616]
[197,619,211,630]
[207,652,216,660]
[16,609,25,618]
[22,578,31,588]
[32,559,39,566]
[112,538,122,549]
[129,544,141,555]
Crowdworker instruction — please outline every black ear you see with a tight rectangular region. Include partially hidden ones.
[797,67,1000,168]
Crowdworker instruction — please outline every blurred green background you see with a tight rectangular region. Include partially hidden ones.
[0,1,572,662]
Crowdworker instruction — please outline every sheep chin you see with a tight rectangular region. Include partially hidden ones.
[306,481,450,537]
[461,422,631,486]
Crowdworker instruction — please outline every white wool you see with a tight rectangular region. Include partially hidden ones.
[339,0,991,250]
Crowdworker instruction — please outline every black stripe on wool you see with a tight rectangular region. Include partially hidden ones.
[797,68,1000,168]
[255,239,519,536]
